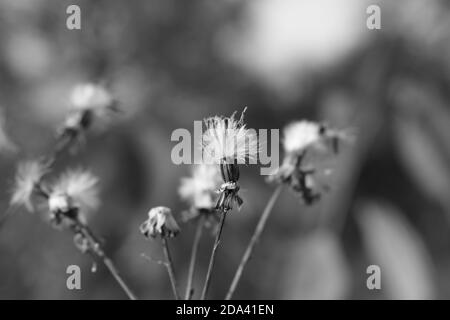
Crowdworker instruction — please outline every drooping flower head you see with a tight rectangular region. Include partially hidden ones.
[10,160,48,212]
[140,206,180,239]
[48,169,100,226]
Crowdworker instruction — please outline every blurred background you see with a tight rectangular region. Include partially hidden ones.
[1,0,450,299]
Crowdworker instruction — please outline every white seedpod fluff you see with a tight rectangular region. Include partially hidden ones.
[179,164,222,210]
[202,108,258,166]
[282,121,323,155]
[70,83,114,115]
[201,109,256,212]
[10,160,47,212]
[270,120,354,204]
[49,169,100,224]
[48,192,71,214]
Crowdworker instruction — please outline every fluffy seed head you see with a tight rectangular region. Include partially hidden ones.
[10,160,47,212]
[140,206,180,238]
[50,169,100,219]
[70,83,114,113]
[282,121,322,154]
[202,109,258,165]
[48,192,71,214]
[178,164,221,209]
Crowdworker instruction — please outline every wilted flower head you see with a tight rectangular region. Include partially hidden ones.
[10,160,47,212]
[49,169,100,224]
[202,108,258,165]
[179,165,221,209]
[140,206,180,239]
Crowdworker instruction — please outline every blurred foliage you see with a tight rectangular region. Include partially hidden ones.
[1,0,450,299]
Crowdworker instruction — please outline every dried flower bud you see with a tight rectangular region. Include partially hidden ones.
[140,206,180,239]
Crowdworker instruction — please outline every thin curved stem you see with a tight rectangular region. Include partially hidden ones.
[185,216,204,300]
[77,223,137,300]
[162,237,181,300]
[201,211,227,300]
[102,256,138,300]
[225,185,282,300]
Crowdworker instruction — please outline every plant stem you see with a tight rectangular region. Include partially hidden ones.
[185,216,204,300]
[78,223,137,300]
[102,256,138,300]
[162,237,180,300]
[225,185,282,300]
[201,211,227,300]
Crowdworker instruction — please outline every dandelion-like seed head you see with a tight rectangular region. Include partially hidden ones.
[179,164,221,209]
[10,160,47,212]
[140,206,180,239]
[270,120,354,205]
[50,169,100,223]
[202,108,258,165]
[70,83,114,113]
[48,192,71,214]
[62,83,117,137]
[282,121,323,154]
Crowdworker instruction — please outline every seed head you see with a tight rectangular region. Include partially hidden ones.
[202,108,258,165]
[179,164,221,209]
[70,83,114,114]
[49,169,100,224]
[10,160,47,212]
[282,121,323,155]
[269,120,354,204]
